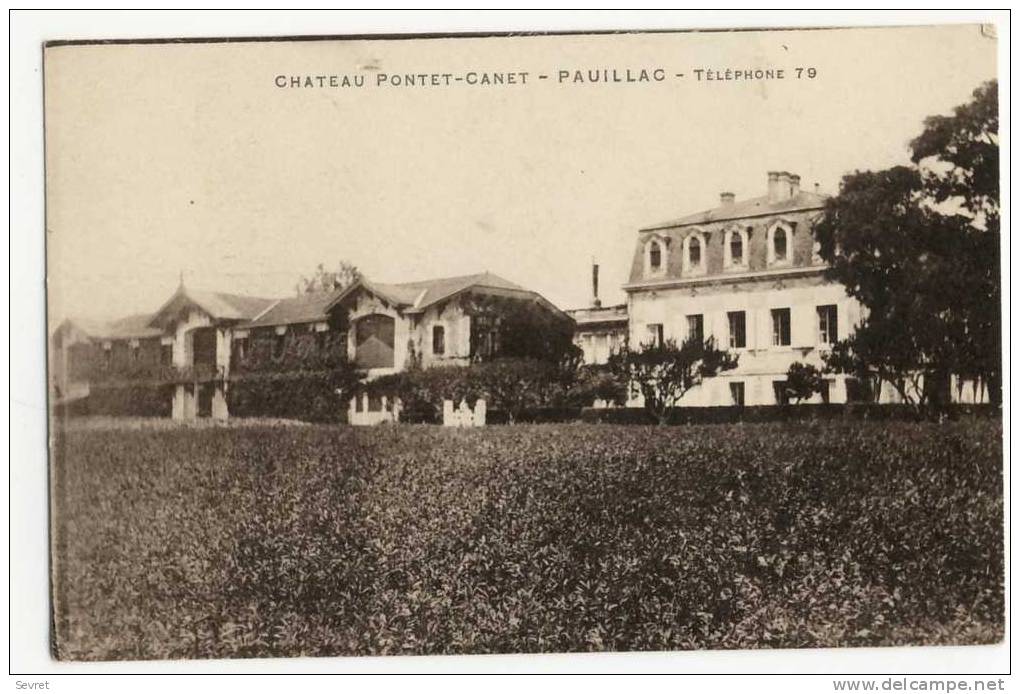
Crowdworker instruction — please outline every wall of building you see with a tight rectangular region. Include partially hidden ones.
[575,326,627,365]
[411,302,473,368]
[628,272,861,406]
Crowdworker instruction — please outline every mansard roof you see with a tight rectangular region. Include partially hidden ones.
[641,191,828,232]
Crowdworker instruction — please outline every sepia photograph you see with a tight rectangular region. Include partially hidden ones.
[38,18,1003,670]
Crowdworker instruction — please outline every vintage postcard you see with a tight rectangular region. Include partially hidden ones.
[45,24,1002,662]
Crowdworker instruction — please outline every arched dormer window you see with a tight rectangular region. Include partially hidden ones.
[644,234,670,278]
[724,226,750,270]
[682,231,707,276]
[649,241,662,270]
[767,221,794,267]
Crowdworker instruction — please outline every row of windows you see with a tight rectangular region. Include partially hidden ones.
[645,304,838,349]
[646,223,796,277]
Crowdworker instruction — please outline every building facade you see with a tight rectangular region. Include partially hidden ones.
[567,264,628,365]
[51,272,571,421]
[624,171,861,406]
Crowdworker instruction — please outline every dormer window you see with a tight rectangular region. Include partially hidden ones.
[644,235,669,278]
[774,228,788,261]
[767,222,794,267]
[682,231,707,276]
[730,235,742,264]
[724,227,750,270]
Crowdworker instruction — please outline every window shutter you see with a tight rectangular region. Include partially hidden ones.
[793,304,815,348]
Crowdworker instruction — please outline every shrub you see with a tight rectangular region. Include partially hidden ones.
[227,369,358,422]
[65,384,174,418]
[784,362,826,404]
[364,358,614,424]
[612,337,739,424]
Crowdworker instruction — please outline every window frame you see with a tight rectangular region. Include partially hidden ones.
[646,323,664,348]
[724,226,750,270]
[644,234,670,278]
[648,241,662,271]
[682,230,707,276]
[767,221,794,268]
[773,380,790,405]
[432,323,446,356]
[727,310,747,349]
[817,304,838,345]
[686,314,704,344]
[729,381,746,407]
[771,308,792,347]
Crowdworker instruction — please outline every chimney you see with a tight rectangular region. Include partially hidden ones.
[767,171,781,202]
[591,261,601,308]
[814,182,821,194]
[778,171,792,200]
[789,174,800,197]
[720,192,735,207]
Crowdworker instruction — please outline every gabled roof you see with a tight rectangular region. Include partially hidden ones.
[56,314,164,341]
[148,286,276,327]
[241,289,342,329]
[641,191,828,231]
[325,272,542,315]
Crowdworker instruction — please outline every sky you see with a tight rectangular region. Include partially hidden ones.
[44,24,997,325]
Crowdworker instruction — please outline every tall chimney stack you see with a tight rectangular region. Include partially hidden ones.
[778,172,792,200]
[767,171,780,203]
[789,174,801,197]
[720,192,735,207]
[591,261,601,308]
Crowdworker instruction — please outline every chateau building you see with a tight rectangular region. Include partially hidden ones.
[51,272,571,421]
[624,171,859,406]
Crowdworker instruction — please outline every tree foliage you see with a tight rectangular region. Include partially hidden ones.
[815,80,1000,407]
[296,261,362,295]
[457,292,578,365]
[611,336,738,425]
[783,362,826,405]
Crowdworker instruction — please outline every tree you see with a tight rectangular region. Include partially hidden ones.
[459,293,578,365]
[296,261,361,295]
[612,336,738,425]
[475,358,556,424]
[814,80,1000,408]
[783,362,825,405]
[911,80,1000,404]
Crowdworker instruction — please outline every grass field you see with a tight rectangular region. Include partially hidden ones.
[50,419,1003,660]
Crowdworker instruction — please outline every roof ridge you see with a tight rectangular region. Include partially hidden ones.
[249,299,281,324]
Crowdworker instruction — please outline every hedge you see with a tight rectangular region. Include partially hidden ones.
[579,403,1000,425]
[227,372,352,423]
[54,384,174,419]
